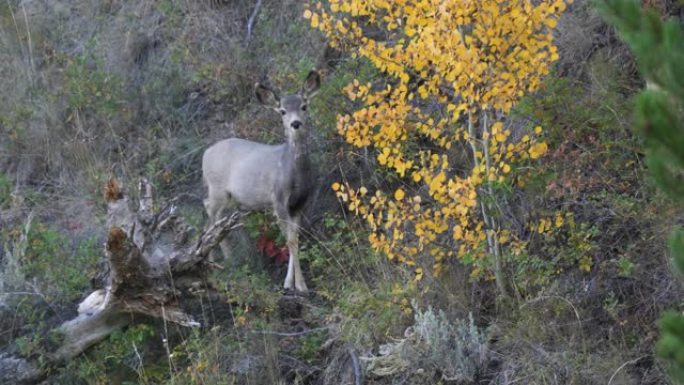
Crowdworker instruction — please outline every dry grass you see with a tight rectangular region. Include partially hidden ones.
[1,1,683,384]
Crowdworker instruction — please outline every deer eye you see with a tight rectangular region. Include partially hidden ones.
[301,105,307,111]
[280,110,286,116]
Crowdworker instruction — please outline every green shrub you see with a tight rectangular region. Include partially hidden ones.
[599,0,684,380]
[412,306,489,382]
[21,221,100,304]
[0,172,11,209]
[57,324,160,385]
[63,41,124,119]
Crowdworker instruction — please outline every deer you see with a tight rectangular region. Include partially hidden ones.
[201,71,321,293]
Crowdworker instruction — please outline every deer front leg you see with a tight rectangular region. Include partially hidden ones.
[278,215,307,293]
[286,223,307,292]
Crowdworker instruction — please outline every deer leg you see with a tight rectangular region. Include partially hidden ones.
[204,189,227,228]
[204,190,232,260]
[275,216,295,291]
[282,219,295,290]
[284,219,307,292]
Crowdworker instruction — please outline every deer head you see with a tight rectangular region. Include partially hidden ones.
[254,70,321,141]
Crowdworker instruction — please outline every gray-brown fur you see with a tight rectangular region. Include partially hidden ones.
[202,71,321,292]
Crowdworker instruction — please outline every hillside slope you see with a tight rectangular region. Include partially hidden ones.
[1,0,682,384]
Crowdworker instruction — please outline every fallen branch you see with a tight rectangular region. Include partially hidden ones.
[0,177,239,384]
[348,345,362,385]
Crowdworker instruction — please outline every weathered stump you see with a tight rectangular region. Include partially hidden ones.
[0,177,240,384]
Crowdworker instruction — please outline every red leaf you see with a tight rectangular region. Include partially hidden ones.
[256,234,269,251]
[265,241,278,258]
[256,230,289,265]
[275,246,289,265]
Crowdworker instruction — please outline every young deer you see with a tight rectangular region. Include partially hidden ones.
[202,71,320,292]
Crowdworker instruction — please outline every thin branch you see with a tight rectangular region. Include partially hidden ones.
[21,4,33,77]
[249,325,329,337]
[608,356,647,385]
[348,345,362,385]
[245,0,262,45]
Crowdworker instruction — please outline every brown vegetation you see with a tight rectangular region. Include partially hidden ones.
[0,0,682,384]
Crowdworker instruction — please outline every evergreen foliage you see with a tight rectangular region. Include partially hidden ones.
[599,0,684,380]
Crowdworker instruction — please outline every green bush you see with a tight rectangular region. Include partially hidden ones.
[63,42,123,118]
[599,0,684,380]
[412,306,489,382]
[0,172,11,208]
[20,221,100,304]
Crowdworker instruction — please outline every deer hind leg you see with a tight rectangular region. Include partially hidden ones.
[204,187,228,228]
[204,188,232,259]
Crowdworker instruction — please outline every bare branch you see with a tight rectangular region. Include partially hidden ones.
[245,0,262,45]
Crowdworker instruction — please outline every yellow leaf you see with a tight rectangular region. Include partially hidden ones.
[579,256,593,272]
[537,220,546,234]
[454,225,463,240]
[534,126,543,135]
[415,267,423,281]
[394,188,405,201]
[555,213,564,227]
[303,9,312,19]
[332,182,341,191]
[529,142,548,159]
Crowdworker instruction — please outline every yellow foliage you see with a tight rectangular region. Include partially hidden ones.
[529,142,549,159]
[394,188,405,201]
[318,0,569,279]
[579,255,593,273]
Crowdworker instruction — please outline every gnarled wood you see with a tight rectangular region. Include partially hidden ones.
[0,177,240,384]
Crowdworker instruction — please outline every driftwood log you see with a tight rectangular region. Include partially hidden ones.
[0,177,240,384]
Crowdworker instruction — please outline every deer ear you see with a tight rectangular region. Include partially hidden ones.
[255,83,279,108]
[301,70,321,99]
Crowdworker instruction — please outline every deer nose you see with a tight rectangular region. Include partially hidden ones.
[291,121,302,129]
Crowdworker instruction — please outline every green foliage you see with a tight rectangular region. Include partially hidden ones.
[20,221,100,303]
[297,330,327,363]
[57,324,160,385]
[243,211,283,243]
[15,330,44,358]
[598,0,684,379]
[637,90,684,199]
[509,54,645,295]
[0,172,11,208]
[217,263,279,318]
[412,306,489,382]
[63,40,123,118]
[309,59,379,133]
[167,329,233,385]
[508,251,557,291]
[336,281,411,346]
[657,311,684,384]
[362,304,489,382]
[615,255,636,278]
[670,227,684,273]
[300,213,349,267]
[599,0,684,201]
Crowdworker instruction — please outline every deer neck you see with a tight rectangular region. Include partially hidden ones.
[285,135,310,172]
[277,135,312,216]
